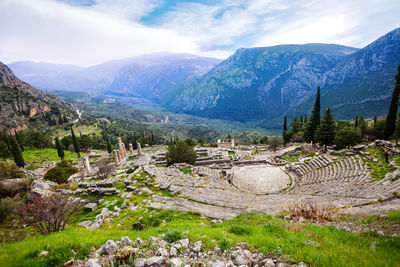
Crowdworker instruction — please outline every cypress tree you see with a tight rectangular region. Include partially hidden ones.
[383,64,400,140]
[355,116,359,128]
[10,135,24,167]
[107,140,112,154]
[55,137,64,159]
[374,116,377,126]
[317,107,335,151]
[71,127,81,158]
[304,87,321,142]
[304,114,308,123]
[283,116,287,132]
[300,114,303,124]
[395,113,400,145]
[15,131,24,151]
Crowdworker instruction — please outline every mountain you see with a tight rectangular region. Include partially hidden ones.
[9,54,221,93]
[106,54,221,103]
[0,62,76,131]
[166,44,358,122]
[167,28,400,125]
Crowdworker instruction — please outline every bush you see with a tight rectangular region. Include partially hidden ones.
[96,158,112,179]
[0,179,30,198]
[164,230,183,243]
[44,160,77,184]
[228,225,253,236]
[166,141,197,166]
[16,193,82,235]
[126,167,136,174]
[0,198,18,223]
[218,239,230,250]
[0,162,24,180]
[283,200,339,222]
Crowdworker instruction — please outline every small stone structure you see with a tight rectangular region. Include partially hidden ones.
[129,143,134,155]
[82,156,92,174]
[217,139,235,149]
[137,143,142,155]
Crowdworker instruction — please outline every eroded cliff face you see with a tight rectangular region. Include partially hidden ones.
[0,62,76,130]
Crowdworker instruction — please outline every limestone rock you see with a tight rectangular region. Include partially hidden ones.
[135,258,146,267]
[28,179,56,201]
[120,236,131,246]
[84,203,97,212]
[79,220,92,228]
[102,240,118,255]
[85,258,101,267]
[170,258,183,267]
[144,256,166,266]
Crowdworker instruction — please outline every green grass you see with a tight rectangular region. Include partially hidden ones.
[180,168,191,174]
[1,148,83,163]
[52,125,101,139]
[364,148,394,181]
[1,212,399,267]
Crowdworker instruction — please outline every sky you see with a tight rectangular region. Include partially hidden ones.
[0,0,399,66]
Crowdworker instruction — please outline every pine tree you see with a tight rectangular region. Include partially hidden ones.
[10,135,24,167]
[355,116,359,128]
[304,87,321,142]
[55,137,64,159]
[383,64,400,140]
[316,107,335,151]
[71,127,81,158]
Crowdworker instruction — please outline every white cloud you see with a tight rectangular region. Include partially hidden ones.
[0,0,399,66]
[0,0,199,66]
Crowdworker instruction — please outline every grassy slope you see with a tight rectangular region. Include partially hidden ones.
[0,164,399,267]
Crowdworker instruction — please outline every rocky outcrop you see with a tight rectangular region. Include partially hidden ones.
[28,179,57,201]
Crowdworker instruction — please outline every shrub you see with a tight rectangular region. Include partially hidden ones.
[166,141,197,166]
[96,158,112,179]
[0,198,18,223]
[0,162,24,180]
[228,225,253,236]
[16,193,82,235]
[283,200,339,222]
[218,239,230,250]
[44,160,77,184]
[126,167,136,174]
[164,230,183,243]
[0,179,30,197]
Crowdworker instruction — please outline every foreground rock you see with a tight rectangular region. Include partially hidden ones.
[82,236,307,267]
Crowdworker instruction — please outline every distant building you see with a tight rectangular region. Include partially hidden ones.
[217,139,235,148]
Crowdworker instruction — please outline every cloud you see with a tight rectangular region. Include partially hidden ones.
[0,0,399,66]
[0,0,199,66]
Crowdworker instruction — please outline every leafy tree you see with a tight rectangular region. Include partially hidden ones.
[166,141,197,166]
[316,107,336,150]
[373,120,386,140]
[197,138,205,145]
[304,87,321,142]
[10,135,24,168]
[184,137,197,147]
[226,133,232,139]
[334,127,362,149]
[55,137,64,160]
[383,64,400,140]
[260,135,269,144]
[71,127,80,158]
[358,115,367,137]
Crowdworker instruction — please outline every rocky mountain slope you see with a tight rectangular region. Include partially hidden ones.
[166,44,358,122]
[9,54,221,94]
[288,27,400,122]
[0,62,76,131]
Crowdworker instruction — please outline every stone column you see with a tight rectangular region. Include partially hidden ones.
[137,143,142,155]
[117,138,124,158]
[129,143,133,155]
[123,143,127,157]
[113,150,120,165]
[117,150,122,163]
[82,156,92,174]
